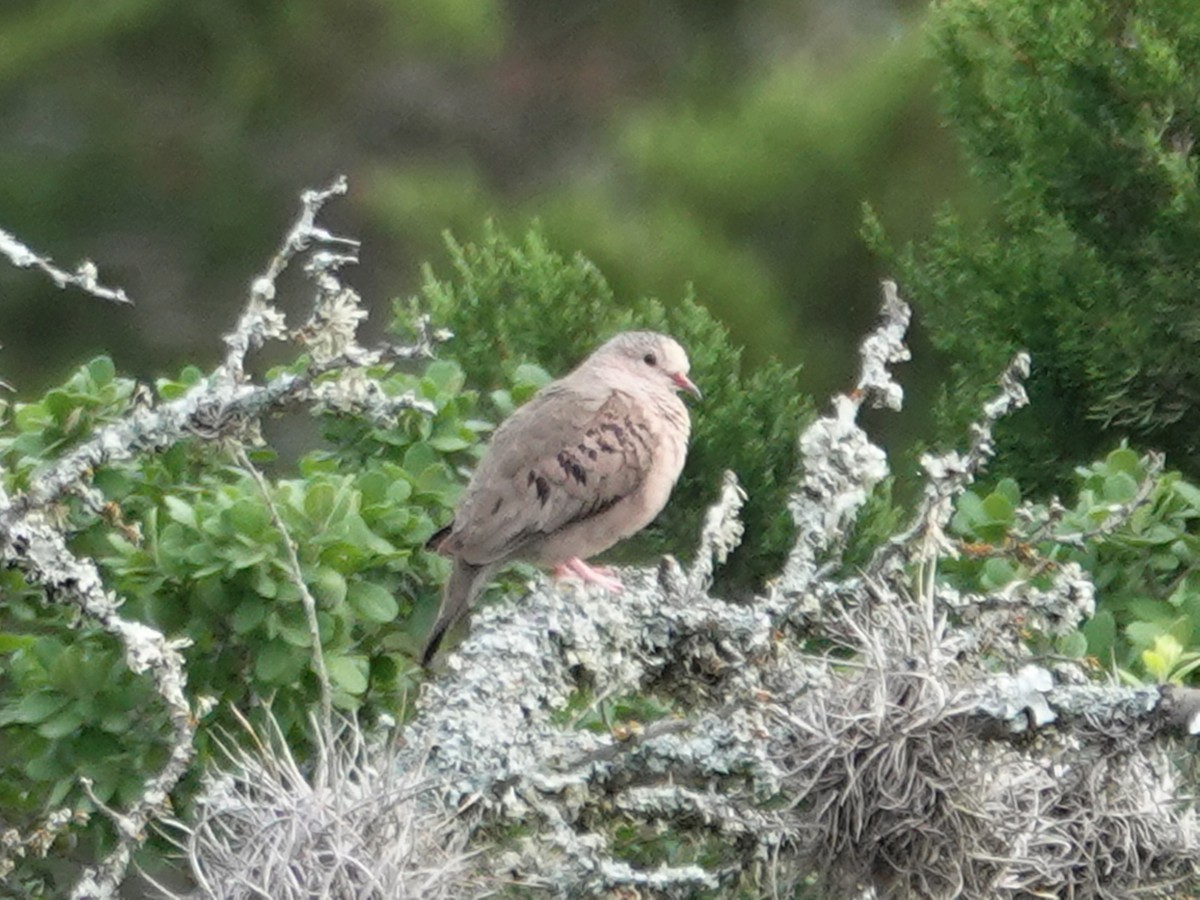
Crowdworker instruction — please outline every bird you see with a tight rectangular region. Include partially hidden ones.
[420,331,701,666]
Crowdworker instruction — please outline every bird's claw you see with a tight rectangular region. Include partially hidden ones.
[553,558,624,593]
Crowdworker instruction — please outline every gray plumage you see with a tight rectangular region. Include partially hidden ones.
[421,331,699,665]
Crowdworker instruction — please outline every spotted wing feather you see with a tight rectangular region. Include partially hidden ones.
[443,384,655,565]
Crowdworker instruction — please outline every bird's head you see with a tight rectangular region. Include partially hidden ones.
[594,331,702,400]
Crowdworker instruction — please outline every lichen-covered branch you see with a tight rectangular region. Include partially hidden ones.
[877,350,1031,569]
[0,226,131,305]
[771,281,909,616]
[0,500,195,900]
[403,282,1200,898]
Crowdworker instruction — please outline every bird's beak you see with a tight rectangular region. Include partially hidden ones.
[672,372,702,400]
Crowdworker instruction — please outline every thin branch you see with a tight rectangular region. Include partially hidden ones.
[879,351,1032,567]
[235,447,333,735]
[0,227,131,304]
[771,280,910,620]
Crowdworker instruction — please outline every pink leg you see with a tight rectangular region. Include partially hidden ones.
[552,557,624,593]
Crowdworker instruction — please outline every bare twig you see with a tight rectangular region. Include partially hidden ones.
[235,447,333,735]
[0,226,132,304]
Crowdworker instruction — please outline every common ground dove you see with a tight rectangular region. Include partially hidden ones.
[420,331,700,665]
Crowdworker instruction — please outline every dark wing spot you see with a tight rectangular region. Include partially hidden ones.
[597,440,615,453]
[556,451,588,485]
[491,497,504,515]
[535,475,551,505]
[578,443,598,460]
[600,422,625,440]
[590,494,624,517]
[426,523,453,552]
[625,417,653,449]
[559,492,627,530]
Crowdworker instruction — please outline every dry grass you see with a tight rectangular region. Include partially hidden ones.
[152,710,481,900]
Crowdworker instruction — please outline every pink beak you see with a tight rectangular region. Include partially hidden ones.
[672,372,702,400]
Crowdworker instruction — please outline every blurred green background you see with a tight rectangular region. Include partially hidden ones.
[0,0,977,453]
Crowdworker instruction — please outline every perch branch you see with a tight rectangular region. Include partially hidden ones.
[405,281,1199,898]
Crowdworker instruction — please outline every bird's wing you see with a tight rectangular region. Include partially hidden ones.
[442,382,657,564]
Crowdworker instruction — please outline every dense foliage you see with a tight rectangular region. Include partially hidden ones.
[0,351,490,892]
[870,0,1200,488]
[947,448,1200,685]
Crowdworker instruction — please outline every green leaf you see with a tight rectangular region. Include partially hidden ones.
[980,492,1014,524]
[87,356,116,387]
[1171,480,1200,510]
[1150,552,1180,572]
[37,706,87,739]
[428,433,473,452]
[1128,523,1181,546]
[1102,471,1139,503]
[402,441,438,474]
[357,471,391,506]
[1126,620,1165,649]
[1057,630,1088,659]
[415,463,459,502]
[304,482,337,522]
[386,478,413,504]
[226,498,271,535]
[0,691,69,726]
[310,567,348,607]
[423,360,466,394]
[327,655,369,695]
[1142,648,1170,683]
[950,490,986,535]
[994,478,1021,506]
[0,632,35,653]
[43,389,74,420]
[1104,447,1141,475]
[231,598,267,634]
[46,776,75,809]
[254,641,304,685]
[347,581,399,624]
[25,751,67,782]
[979,557,1016,590]
[489,389,515,418]
[277,618,314,648]
[162,495,198,529]
[512,363,552,399]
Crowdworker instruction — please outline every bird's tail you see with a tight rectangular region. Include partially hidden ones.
[420,558,495,667]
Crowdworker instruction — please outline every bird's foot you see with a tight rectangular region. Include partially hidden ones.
[553,558,623,592]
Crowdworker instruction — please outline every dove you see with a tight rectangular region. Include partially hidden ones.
[420,331,700,665]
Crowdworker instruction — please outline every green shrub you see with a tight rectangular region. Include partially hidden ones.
[0,352,488,891]
[869,0,1200,487]
[413,224,814,590]
[945,448,1200,684]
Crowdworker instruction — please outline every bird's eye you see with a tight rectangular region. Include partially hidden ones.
[643,352,657,366]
